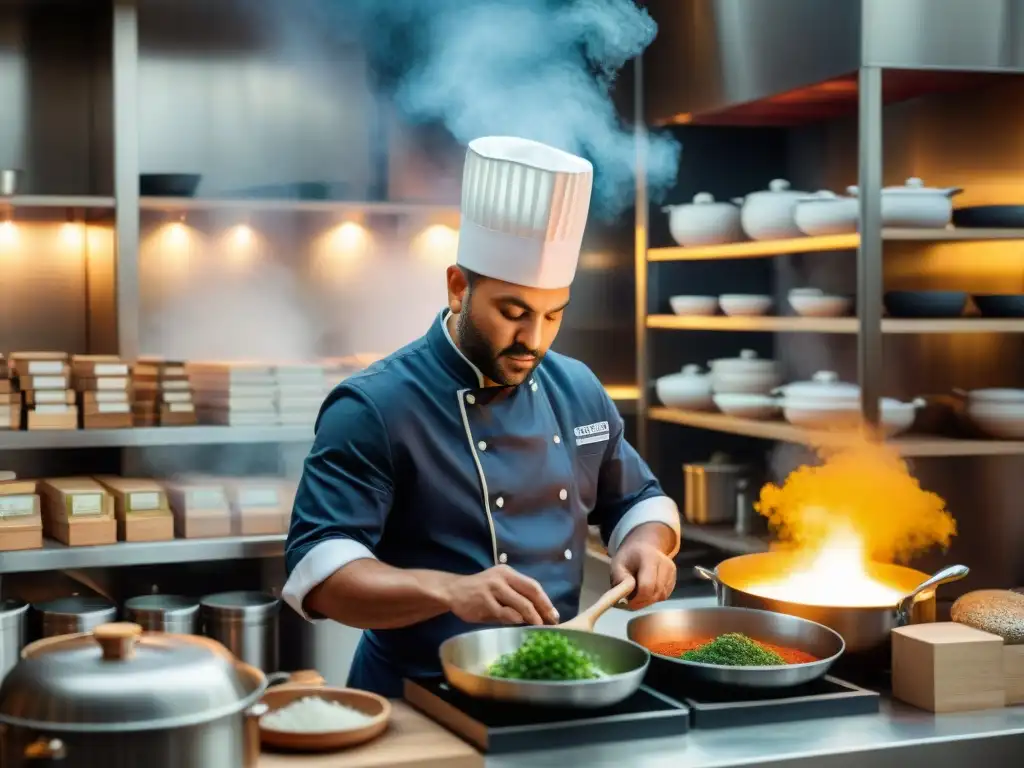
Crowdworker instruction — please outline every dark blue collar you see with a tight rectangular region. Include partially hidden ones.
[427,310,486,389]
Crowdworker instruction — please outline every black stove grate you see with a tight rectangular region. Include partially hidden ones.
[403,678,690,754]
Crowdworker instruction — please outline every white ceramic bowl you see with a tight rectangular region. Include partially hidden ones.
[780,397,923,436]
[712,370,784,396]
[966,401,1024,439]
[788,293,854,318]
[719,294,773,317]
[713,393,780,420]
[794,191,858,236]
[670,295,719,317]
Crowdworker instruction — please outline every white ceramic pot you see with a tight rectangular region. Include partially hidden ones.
[772,371,859,408]
[794,190,858,236]
[849,177,963,229]
[713,371,783,396]
[738,179,809,241]
[662,193,743,247]
[712,393,780,420]
[719,294,773,317]
[669,295,719,316]
[787,289,853,318]
[709,349,780,377]
[780,398,924,435]
[655,364,714,410]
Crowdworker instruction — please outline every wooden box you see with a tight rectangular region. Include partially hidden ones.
[892,622,1006,713]
[0,479,43,551]
[25,406,78,430]
[95,476,175,542]
[164,480,232,538]
[38,477,117,546]
[1005,644,1024,706]
[223,478,290,535]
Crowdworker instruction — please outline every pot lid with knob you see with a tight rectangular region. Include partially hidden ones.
[0,622,265,732]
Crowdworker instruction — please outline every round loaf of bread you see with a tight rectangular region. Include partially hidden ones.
[951,589,1024,644]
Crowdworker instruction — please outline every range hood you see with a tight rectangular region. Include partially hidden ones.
[644,0,1024,126]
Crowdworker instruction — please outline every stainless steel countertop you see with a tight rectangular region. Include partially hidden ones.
[486,597,1024,768]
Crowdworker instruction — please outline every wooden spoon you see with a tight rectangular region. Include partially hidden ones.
[559,576,637,631]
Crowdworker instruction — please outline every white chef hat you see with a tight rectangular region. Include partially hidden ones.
[456,136,593,290]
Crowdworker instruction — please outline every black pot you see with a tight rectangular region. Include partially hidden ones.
[952,205,1024,229]
[972,294,1024,318]
[883,291,967,318]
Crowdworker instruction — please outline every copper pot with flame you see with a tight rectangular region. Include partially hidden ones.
[695,554,968,654]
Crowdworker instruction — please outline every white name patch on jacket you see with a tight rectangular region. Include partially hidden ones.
[574,421,610,446]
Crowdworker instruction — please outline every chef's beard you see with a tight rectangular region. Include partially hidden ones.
[456,299,541,387]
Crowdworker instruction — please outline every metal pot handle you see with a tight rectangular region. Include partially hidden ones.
[24,737,66,763]
[693,565,723,600]
[895,564,970,626]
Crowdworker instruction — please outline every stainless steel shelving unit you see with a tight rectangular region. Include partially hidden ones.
[635,2,1024,461]
[0,426,313,450]
[0,534,286,574]
[635,0,1024,553]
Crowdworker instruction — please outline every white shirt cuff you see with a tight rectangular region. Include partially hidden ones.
[282,538,378,621]
[607,495,681,558]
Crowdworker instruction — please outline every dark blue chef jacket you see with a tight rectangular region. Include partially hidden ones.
[283,310,679,697]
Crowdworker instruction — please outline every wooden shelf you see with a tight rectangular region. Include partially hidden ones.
[647,407,1024,457]
[648,315,857,333]
[140,197,459,215]
[647,315,1024,334]
[648,228,1024,262]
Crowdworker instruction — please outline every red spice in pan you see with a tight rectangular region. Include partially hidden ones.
[646,637,818,665]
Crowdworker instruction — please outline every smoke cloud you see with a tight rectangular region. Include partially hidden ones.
[267,0,681,218]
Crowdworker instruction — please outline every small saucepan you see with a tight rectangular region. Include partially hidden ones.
[439,578,650,708]
[694,553,969,654]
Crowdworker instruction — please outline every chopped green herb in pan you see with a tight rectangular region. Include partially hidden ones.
[488,631,600,681]
[680,633,787,666]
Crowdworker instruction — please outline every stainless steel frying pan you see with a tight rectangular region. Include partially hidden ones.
[438,578,650,708]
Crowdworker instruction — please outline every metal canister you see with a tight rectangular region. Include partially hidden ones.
[125,595,200,634]
[683,457,752,525]
[34,596,117,638]
[0,600,28,680]
[201,591,280,672]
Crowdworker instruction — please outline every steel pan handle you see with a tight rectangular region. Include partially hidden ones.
[895,564,970,625]
[693,565,722,600]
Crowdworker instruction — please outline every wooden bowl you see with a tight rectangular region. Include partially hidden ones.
[259,684,392,752]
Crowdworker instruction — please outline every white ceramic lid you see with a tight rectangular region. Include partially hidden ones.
[848,177,961,197]
[659,364,708,381]
[708,349,778,373]
[775,371,859,400]
[965,388,1024,403]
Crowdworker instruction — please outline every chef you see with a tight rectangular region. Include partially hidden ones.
[283,136,681,697]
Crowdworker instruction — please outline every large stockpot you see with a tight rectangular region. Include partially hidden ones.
[124,594,200,634]
[695,553,969,654]
[0,601,28,681]
[0,622,285,768]
[33,597,117,638]
[682,458,752,526]
[201,591,280,672]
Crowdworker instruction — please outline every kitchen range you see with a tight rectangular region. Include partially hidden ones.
[2,436,1023,768]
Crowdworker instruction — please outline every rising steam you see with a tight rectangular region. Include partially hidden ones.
[270,0,681,218]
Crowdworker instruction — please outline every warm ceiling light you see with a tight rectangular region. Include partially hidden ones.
[167,221,189,247]
[230,224,254,248]
[0,220,17,247]
[332,221,367,250]
[60,222,84,249]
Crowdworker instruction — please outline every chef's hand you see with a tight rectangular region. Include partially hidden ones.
[445,565,560,626]
[610,525,677,610]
